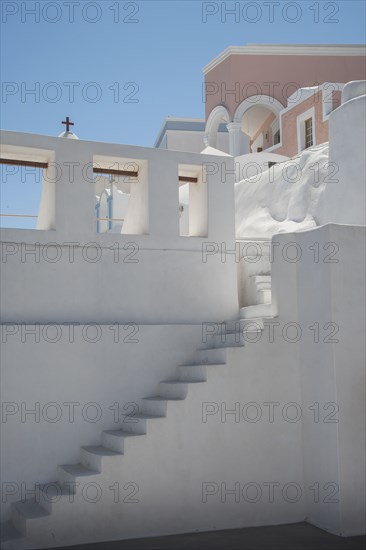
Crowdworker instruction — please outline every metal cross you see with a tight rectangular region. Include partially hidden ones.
[62,116,74,132]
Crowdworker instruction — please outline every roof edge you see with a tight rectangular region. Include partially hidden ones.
[203,44,366,74]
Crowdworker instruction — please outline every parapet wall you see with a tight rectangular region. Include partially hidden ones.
[272,224,366,536]
[316,82,366,226]
[0,131,239,323]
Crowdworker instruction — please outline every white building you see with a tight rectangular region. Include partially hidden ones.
[0,49,365,549]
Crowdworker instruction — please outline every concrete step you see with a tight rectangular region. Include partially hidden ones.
[37,482,76,514]
[196,347,227,364]
[247,274,272,306]
[0,521,35,550]
[80,446,123,472]
[158,380,204,400]
[101,430,144,453]
[140,396,170,416]
[210,328,262,347]
[177,364,208,382]
[203,337,246,349]
[257,288,272,304]
[222,318,264,332]
[0,520,39,550]
[256,284,271,293]
[240,303,274,319]
[11,499,49,537]
[209,344,245,351]
[57,464,101,492]
[120,413,165,434]
[251,274,271,283]
[0,521,24,548]
[208,339,246,349]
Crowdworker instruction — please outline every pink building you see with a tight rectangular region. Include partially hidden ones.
[203,44,366,157]
[156,44,366,159]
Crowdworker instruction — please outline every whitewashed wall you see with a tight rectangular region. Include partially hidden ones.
[0,320,307,536]
[1,224,364,540]
[0,132,239,324]
[315,82,366,226]
[0,324,204,523]
[272,224,366,536]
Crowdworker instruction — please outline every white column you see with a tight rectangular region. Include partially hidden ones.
[54,144,95,241]
[226,122,250,157]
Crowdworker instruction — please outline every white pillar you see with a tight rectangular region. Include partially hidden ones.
[226,122,250,157]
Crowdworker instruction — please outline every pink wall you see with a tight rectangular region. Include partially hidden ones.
[274,91,329,157]
[205,54,366,119]
[250,112,276,151]
[333,90,342,110]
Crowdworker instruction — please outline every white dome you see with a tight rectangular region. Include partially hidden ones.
[58,130,79,139]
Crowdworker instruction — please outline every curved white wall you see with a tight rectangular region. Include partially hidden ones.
[342,80,366,103]
[316,84,366,226]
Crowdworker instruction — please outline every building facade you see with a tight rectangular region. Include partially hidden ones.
[156,44,366,159]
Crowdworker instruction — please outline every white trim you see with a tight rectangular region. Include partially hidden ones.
[321,83,344,120]
[154,117,206,148]
[203,44,366,74]
[297,107,316,153]
[160,117,206,123]
[204,105,231,147]
[167,130,204,136]
[271,118,280,147]
[251,133,264,153]
[226,122,250,156]
[233,95,284,123]
[285,86,320,111]
[280,82,345,122]
[265,143,282,153]
[342,80,366,103]
[271,118,280,136]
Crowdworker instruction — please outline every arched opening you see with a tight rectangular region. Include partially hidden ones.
[233,96,284,155]
[241,105,277,152]
[204,105,231,153]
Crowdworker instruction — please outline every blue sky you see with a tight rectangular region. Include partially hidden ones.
[1,0,365,226]
[1,0,366,145]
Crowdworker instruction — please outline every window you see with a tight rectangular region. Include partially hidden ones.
[93,156,148,235]
[178,165,208,237]
[305,118,313,148]
[296,108,316,153]
[0,161,47,229]
[271,118,280,147]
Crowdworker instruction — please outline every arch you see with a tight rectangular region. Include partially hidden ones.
[233,95,285,154]
[233,95,284,124]
[204,105,231,148]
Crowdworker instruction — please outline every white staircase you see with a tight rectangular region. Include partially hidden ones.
[240,272,274,321]
[250,275,272,305]
[0,331,254,549]
[1,265,278,549]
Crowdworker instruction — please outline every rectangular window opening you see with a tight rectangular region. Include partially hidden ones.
[0,162,43,229]
[179,166,208,238]
[93,157,148,235]
[305,118,313,149]
[95,174,131,234]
